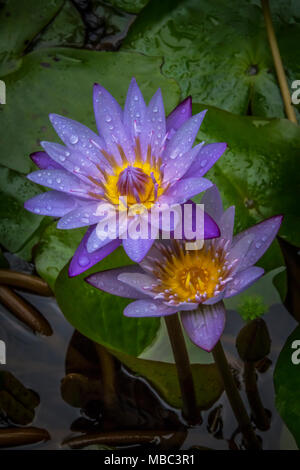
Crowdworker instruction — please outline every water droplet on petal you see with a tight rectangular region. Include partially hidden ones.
[153,106,158,113]
[200,159,207,167]
[78,255,89,267]
[105,115,112,123]
[70,135,79,144]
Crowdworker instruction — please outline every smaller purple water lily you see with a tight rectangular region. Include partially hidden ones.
[86,186,282,352]
[24,79,226,275]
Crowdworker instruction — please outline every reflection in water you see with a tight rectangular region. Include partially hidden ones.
[0,282,298,449]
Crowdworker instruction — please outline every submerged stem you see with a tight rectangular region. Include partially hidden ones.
[212,339,261,449]
[261,0,298,123]
[164,313,200,424]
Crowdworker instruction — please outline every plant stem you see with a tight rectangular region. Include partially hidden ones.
[261,0,298,124]
[164,313,200,424]
[244,361,271,431]
[212,340,261,449]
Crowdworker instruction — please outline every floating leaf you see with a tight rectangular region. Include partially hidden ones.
[274,325,300,449]
[34,222,86,290]
[123,0,300,118]
[0,48,180,173]
[0,165,44,253]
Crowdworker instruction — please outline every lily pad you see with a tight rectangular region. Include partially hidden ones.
[111,349,223,410]
[274,325,300,449]
[192,103,300,248]
[55,250,160,356]
[0,165,44,253]
[31,0,85,50]
[34,222,86,290]
[123,0,300,118]
[107,0,150,14]
[0,48,180,174]
[0,0,64,76]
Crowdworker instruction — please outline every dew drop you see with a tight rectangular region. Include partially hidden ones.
[105,115,112,123]
[78,255,89,267]
[70,135,79,144]
[153,106,158,113]
[200,159,207,167]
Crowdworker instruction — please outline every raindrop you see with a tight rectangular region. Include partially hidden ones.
[153,106,158,113]
[78,255,89,267]
[105,115,112,123]
[255,241,262,249]
[47,178,53,184]
[70,135,79,144]
[56,178,61,184]
[59,155,66,162]
[200,159,207,167]
[34,208,40,213]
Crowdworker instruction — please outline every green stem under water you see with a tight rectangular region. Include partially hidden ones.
[164,313,200,424]
[212,338,261,449]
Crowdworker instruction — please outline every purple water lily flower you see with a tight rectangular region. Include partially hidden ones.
[86,186,282,352]
[25,79,227,274]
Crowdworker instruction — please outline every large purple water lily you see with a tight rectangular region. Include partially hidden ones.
[86,186,282,352]
[25,79,226,274]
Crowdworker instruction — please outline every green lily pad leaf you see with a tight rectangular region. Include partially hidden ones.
[0,165,44,253]
[0,0,64,76]
[111,350,223,410]
[192,104,300,248]
[55,250,160,357]
[274,325,300,449]
[0,248,9,268]
[32,1,85,50]
[0,47,180,174]
[107,0,150,14]
[123,0,300,118]
[34,222,86,291]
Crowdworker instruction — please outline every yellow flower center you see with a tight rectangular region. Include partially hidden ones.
[146,240,235,304]
[88,138,167,210]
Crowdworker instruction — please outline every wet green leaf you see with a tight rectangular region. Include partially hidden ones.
[107,0,149,14]
[0,48,180,174]
[34,222,86,290]
[192,104,300,248]
[111,350,223,410]
[0,165,44,253]
[55,249,160,356]
[274,325,300,449]
[32,1,85,50]
[123,0,300,118]
[0,0,64,76]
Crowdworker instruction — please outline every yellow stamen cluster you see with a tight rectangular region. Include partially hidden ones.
[88,138,167,209]
[144,240,235,305]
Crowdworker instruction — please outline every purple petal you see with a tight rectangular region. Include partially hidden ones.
[163,142,205,183]
[30,151,63,170]
[69,226,121,277]
[118,272,155,297]
[124,300,178,317]
[49,114,108,168]
[57,201,107,229]
[161,176,212,205]
[163,110,207,163]
[93,84,134,164]
[41,141,100,181]
[24,191,78,217]
[219,206,235,242]
[85,265,148,298]
[141,88,166,157]
[27,169,94,199]
[225,266,264,298]
[123,77,147,143]
[233,215,283,270]
[166,96,192,134]
[201,185,223,222]
[123,236,156,262]
[227,234,254,271]
[184,142,227,178]
[181,304,226,352]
